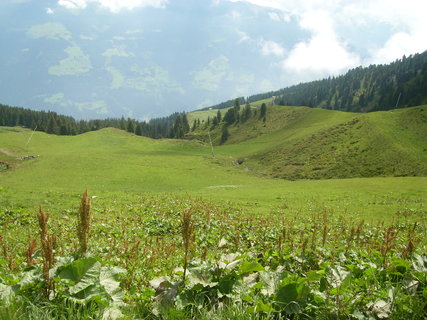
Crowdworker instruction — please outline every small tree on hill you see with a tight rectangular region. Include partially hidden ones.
[220,126,229,144]
[234,98,241,112]
[223,108,236,125]
[135,123,143,136]
[127,118,135,133]
[216,110,222,123]
[212,116,218,127]
[242,103,251,122]
[46,115,59,134]
[260,103,267,118]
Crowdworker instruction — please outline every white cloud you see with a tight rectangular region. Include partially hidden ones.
[226,0,427,66]
[80,35,95,40]
[126,29,144,34]
[230,10,241,20]
[58,0,169,13]
[260,40,285,57]
[369,30,427,64]
[362,0,427,64]
[268,11,291,22]
[46,7,54,14]
[268,12,280,21]
[58,0,88,10]
[282,10,360,77]
[236,30,251,43]
[226,0,285,11]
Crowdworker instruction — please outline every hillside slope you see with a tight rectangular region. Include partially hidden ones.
[208,105,427,179]
[205,51,427,113]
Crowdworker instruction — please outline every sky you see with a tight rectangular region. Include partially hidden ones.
[0,0,426,119]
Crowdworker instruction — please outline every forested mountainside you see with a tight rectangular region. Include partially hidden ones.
[206,51,427,112]
[0,104,189,139]
[2,51,426,139]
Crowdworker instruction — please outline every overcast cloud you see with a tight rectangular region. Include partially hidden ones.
[58,0,169,12]
[0,0,425,118]
[224,0,427,79]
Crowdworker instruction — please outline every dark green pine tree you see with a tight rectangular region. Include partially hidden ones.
[127,118,135,133]
[135,123,143,136]
[234,98,241,112]
[220,126,230,144]
[223,108,236,125]
[242,103,251,122]
[119,117,126,130]
[216,110,222,123]
[46,115,59,134]
[260,103,267,118]
[212,116,218,127]
[182,113,190,133]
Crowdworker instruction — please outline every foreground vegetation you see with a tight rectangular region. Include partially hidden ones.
[0,190,426,319]
[0,119,426,319]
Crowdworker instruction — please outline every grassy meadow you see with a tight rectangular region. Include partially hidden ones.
[0,105,426,319]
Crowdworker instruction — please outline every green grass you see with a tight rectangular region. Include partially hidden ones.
[190,105,427,180]
[0,107,426,319]
[0,125,425,222]
[187,108,226,124]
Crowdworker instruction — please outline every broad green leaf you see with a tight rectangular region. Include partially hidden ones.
[241,293,254,303]
[16,267,42,290]
[102,306,125,320]
[149,276,171,291]
[255,300,275,313]
[327,265,350,288]
[239,260,264,274]
[312,291,326,303]
[68,284,103,303]
[100,266,127,306]
[319,277,327,292]
[218,278,235,295]
[275,283,298,306]
[187,266,216,287]
[351,310,366,320]
[259,270,279,295]
[412,254,427,272]
[285,301,301,314]
[243,273,259,288]
[59,258,102,296]
[389,259,412,275]
[49,256,74,279]
[57,257,99,284]
[151,276,178,314]
[306,270,322,281]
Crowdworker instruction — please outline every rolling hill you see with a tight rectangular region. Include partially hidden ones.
[1,116,426,221]
[189,104,427,180]
[1,119,426,320]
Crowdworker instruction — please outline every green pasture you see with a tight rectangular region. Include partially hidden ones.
[1,111,426,319]
[0,125,425,223]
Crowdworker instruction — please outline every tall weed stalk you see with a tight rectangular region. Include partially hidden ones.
[77,189,92,256]
[181,208,194,283]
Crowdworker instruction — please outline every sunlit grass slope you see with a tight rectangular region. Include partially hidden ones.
[0,127,242,193]
[0,125,426,222]
[207,105,427,179]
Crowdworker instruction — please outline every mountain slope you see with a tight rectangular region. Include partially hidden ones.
[206,51,427,113]
[206,105,427,179]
